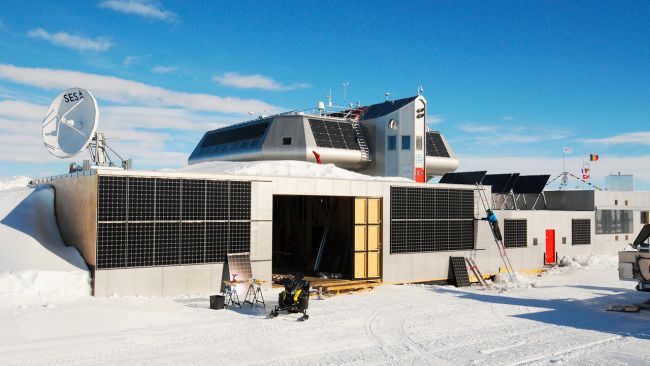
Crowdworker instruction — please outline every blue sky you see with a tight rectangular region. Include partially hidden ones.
[0,1,648,189]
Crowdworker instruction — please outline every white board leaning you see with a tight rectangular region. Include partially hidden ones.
[42,88,99,158]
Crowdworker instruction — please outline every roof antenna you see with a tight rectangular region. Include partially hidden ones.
[418,84,424,96]
[342,81,349,107]
[326,89,332,107]
[384,92,390,101]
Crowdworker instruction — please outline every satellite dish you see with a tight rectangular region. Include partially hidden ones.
[42,87,98,158]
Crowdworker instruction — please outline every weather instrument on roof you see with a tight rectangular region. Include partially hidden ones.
[42,88,131,171]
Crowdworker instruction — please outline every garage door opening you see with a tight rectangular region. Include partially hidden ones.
[272,195,382,282]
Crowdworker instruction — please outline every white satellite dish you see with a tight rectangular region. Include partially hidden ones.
[42,88,98,158]
[42,88,131,171]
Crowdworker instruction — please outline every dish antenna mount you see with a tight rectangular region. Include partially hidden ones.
[42,88,131,171]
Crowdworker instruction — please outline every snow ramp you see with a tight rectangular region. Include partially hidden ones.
[0,184,90,299]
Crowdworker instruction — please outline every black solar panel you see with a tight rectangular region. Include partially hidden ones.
[200,120,269,148]
[572,219,591,245]
[439,171,487,185]
[481,174,517,194]
[96,176,252,269]
[512,175,550,194]
[449,257,471,287]
[504,219,527,248]
[426,132,450,157]
[98,176,127,222]
[309,119,361,150]
[390,186,474,254]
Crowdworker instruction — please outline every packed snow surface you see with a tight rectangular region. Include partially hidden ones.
[1,254,650,365]
[0,184,90,301]
[168,160,411,182]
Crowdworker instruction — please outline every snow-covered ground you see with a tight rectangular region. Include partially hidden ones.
[2,176,650,365]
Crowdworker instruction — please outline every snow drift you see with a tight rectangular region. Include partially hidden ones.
[0,183,90,299]
[170,160,411,182]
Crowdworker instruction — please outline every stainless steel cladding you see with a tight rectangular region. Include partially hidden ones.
[188,95,459,179]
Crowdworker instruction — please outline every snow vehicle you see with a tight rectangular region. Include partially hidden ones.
[618,224,650,291]
[270,273,311,320]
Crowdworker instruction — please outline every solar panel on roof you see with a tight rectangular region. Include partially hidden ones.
[426,132,450,157]
[200,120,269,149]
[512,175,550,194]
[481,174,520,194]
[308,119,361,150]
[439,171,487,185]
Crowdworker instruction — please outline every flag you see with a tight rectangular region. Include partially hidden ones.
[590,154,599,161]
[563,147,573,154]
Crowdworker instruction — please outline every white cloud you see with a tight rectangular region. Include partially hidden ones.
[0,64,282,115]
[151,65,177,74]
[0,98,206,167]
[27,28,112,52]
[123,56,140,67]
[426,115,443,124]
[213,72,310,91]
[457,123,499,133]
[100,0,177,22]
[584,132,650,146]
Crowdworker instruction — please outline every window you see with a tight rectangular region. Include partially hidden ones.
[572,219,591,245]
[504,219,527,248]
[416,136,423,150]
[387,136,396,151]
[401,135,411,150]
[641,211,649,224]
[595,209,633,234]
[282,137,292,145]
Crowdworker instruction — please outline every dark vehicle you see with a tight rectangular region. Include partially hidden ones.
[270,273,311,321]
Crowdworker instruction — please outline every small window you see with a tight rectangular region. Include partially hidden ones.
[615,200,618,205]
[641,211,649,224]
[625,200,629,206]
[416,136,423,150]
[533,238,538,246]
[401,136,411,150]
[387,136,396,151]
[562,236,567,244]
[282,137,292,145]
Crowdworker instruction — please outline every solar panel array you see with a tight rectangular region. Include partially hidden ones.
[571,219,591,245]
[308,119,361,150]
[200,120,269,149]
[425,132,450,157]
[503,219,527,248]
[512,175,551,194]
[96,176,251,269]
[390,187,475,254]
[439,171,487,185]
[481,173,520,194]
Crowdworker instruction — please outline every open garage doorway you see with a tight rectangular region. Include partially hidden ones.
[272,195,382,282]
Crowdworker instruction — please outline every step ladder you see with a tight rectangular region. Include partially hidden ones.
[465,257,489,289]
[475,183,519,285]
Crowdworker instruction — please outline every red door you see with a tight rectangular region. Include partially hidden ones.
[545,229,556,264]
[415,167,425,183]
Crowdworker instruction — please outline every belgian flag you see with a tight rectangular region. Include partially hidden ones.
[590,154,599,161]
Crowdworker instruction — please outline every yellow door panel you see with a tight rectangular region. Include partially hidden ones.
[368,198,381,224]
[354,225,366,251]
[354,198,367,224]
[367,225,380,251]
[368,252,380,277]
[354,252,367,278]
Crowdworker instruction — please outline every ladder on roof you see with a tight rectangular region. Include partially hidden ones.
[351,122,371,164]
[475,182,519,285]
